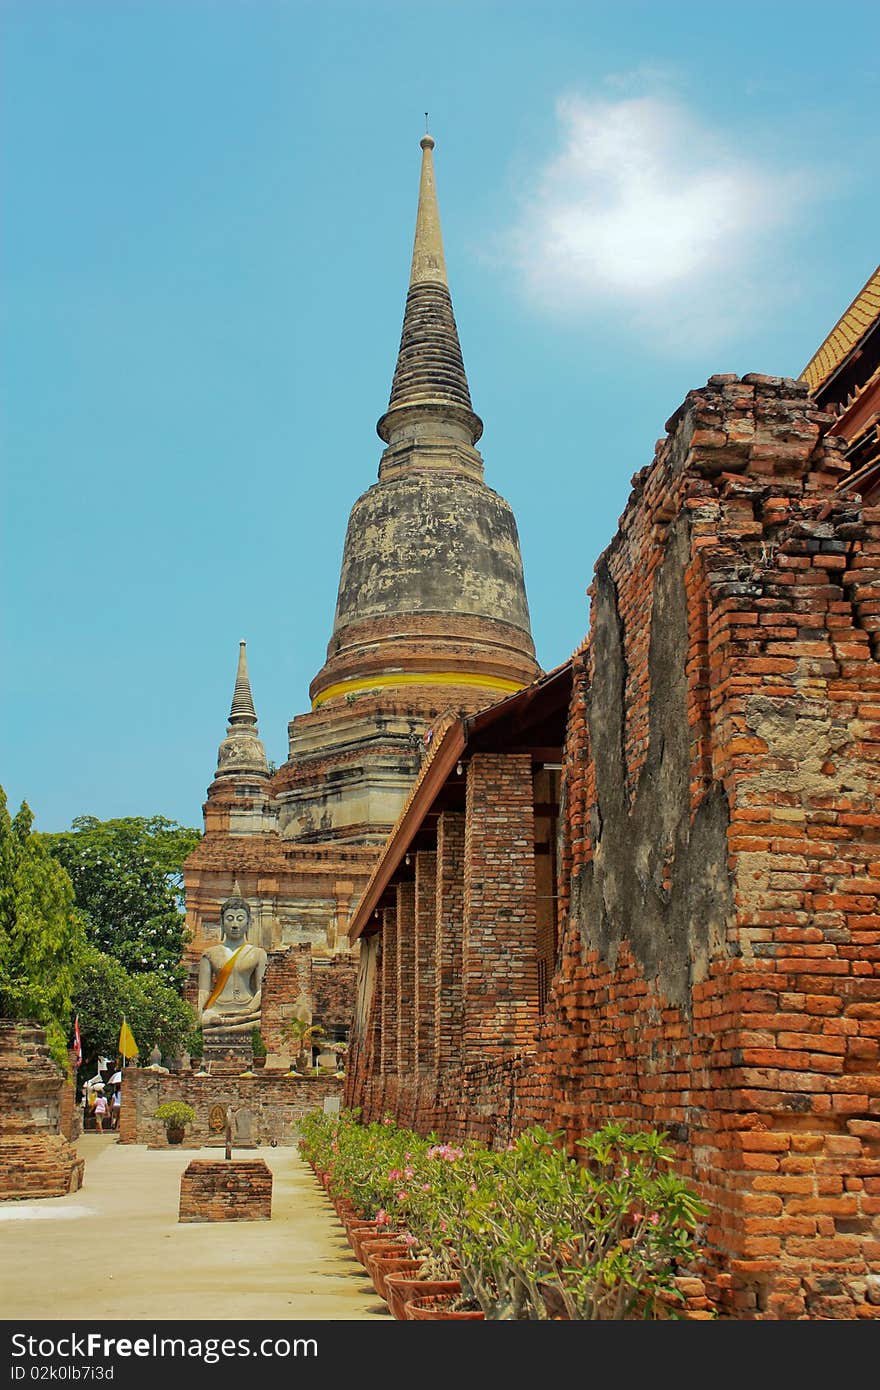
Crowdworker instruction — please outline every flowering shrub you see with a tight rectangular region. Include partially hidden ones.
[296,1110,707,1318]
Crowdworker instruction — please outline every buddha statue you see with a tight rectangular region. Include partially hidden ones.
[197,891,268,1035]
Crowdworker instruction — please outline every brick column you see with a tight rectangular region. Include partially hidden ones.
[415,851,437,1072]
[396,881,416,1076]
[435,811,465,1071]
[463,752,539,1063]
[380,907,398,1075]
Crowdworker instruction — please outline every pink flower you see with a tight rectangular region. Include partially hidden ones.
[404,1166,414,1179]
[649,1212,660,1226]
[396,1190,408,1202]
[376,1208,388,1226]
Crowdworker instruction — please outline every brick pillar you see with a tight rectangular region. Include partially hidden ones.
[380,907,398,1075]
[415,851,437,1072]
[435,811,465,1071]
[463,752,539,1063]
[366,936,383,1082]
[396,881,416,1076]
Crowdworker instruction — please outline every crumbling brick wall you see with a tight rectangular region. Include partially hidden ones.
[347,373,880,1319]
[0,1021,84,1197]
[554,373,880,1319]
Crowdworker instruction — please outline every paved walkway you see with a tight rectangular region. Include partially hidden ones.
[0,1134,391,1322]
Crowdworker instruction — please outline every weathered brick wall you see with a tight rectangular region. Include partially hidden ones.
[381,907,398,1075]
[396,882,416,1075]
[120,1068,344,1147]
[435,812,465,1070]
[463,753,539,1061]
[551,373,880,1319]
[311,954,359,1035]
[178,1159,272,1221]
[415,851,437,1071]
[0,1021,84,1198]
[261,945,312,1053]
[345,373,880,1320]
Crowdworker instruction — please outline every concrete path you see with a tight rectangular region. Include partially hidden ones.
[0,1134,391,1322]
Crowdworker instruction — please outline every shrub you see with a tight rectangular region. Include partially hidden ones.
[154,1101,196,1131]
[297,1111,708,1318]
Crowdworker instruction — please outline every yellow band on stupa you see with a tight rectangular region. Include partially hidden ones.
[312,671,524,710]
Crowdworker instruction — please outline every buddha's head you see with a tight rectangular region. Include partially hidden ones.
[219,893,251,941]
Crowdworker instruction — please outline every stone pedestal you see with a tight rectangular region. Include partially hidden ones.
[202,1029,253,1069]
[178,1159,272,1221]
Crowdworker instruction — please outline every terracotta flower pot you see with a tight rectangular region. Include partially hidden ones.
[359,1234,406,1272]
[351,1227,399,1266]
[405,1292,484,1320]
[384,1276,462,1321]
[343,1224,377,1259]
[367,1252,421,1301]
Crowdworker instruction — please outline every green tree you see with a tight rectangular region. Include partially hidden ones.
[71,945,197,1077]
[41,816,200,990]
[0,787,87,1070]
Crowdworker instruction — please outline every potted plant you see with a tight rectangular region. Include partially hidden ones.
[317,1039,348,1074]
[251,1027,268,1069]
[154,1100,196,1146]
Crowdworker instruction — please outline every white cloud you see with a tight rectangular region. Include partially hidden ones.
[508,92,808,349]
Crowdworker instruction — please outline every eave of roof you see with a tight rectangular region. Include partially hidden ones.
[800,264,880,396]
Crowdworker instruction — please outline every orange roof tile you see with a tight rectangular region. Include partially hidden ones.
[800,265,880,394]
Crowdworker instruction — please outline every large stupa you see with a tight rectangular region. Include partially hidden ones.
[182,133,541,1015]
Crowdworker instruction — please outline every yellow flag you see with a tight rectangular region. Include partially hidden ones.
[118,1017,139,1060]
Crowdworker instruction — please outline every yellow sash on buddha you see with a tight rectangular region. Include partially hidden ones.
[203,945,247,1012]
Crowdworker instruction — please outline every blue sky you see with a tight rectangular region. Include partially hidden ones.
[3,0,879,833]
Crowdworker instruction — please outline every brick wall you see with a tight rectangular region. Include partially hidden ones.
[261,945,312,1054]
[415,851,437,1071]
[311,954,359,1036]
[178,1159,272,1221]
[435,812,465,1071]
[463,753,539,1062]
[396,881,416,1075]
[120,1068,344,1147]
[345,374,880,1320]
[381,907,398,1075]
[0,1021,84,1198]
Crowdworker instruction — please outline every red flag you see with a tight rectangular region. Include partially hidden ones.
[73,1015,82,1068]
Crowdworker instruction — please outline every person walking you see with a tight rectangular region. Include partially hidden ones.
[110,1088,121,1130]
[93,1089,108,1134]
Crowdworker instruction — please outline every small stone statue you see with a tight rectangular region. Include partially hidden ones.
[197,891,268,1035]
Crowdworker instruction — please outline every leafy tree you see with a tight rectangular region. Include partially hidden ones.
[41,816,200,990]
[71,945,197,1078]
[0,786,87,1070]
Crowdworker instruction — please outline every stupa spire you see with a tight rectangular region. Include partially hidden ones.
[213,640,269,780]
[229,639,258,726]
[408,132,448,288]
[377,131,483,455]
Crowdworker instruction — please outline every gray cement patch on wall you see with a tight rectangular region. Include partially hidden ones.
[572,517,733,1010]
